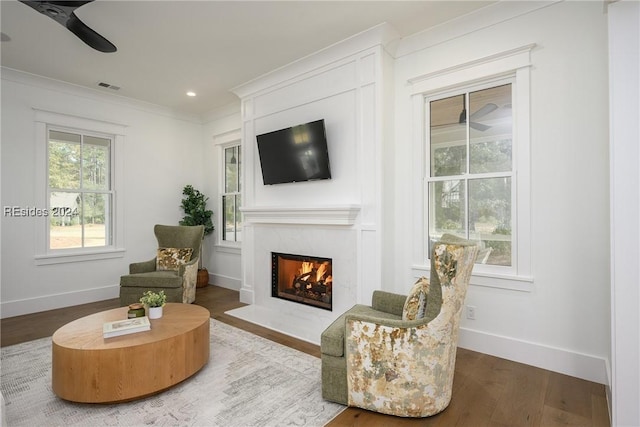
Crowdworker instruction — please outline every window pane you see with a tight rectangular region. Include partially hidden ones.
[469,177,511,266]
[83,136,110,190]
[428,179,466,244]
[430,94,467,177]
[235,194,242,242]
[469,84,512,173]
[225,146,239,193]
[82,193,109,247]
[49,192,81,249]
[222,194,236,242]
[49,131,81,190]
[237,145,242,193]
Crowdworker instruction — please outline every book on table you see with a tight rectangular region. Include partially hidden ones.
[103,316,151,338]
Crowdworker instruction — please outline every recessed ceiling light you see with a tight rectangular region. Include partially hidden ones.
[186,91,196,97]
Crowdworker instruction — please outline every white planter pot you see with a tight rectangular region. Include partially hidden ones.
[148,306,163,319]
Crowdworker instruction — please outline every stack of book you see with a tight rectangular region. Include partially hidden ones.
[103,316,151,338]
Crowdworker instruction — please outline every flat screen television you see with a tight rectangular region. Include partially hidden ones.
[256,119,331,185]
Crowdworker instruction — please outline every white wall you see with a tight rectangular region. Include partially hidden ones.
[609,1,640,425]
[391,1,610,384]
[1,69,205,317]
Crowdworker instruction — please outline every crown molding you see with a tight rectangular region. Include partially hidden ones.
[1,67,203,124]
[232,22,399,100]
[396,1,558,58]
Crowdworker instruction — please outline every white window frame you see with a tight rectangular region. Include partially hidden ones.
[34,109,126,265]
[213,129,242,252]
[408,44,534,291]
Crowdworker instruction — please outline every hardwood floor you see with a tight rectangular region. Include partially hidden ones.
[1,285,610,427]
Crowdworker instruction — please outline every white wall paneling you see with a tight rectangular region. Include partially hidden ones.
[228,24,396,341]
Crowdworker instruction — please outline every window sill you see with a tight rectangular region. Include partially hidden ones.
[411,264,533,292]
[35,248,125,265]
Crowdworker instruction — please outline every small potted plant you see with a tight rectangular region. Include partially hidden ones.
[140,290,167,319]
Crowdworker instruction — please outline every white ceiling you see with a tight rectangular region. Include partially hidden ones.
[1,0,496,117]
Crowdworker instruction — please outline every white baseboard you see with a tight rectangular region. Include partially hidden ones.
[458,327,609,385]
[239,288,254,304]
[0,285,119,319]
[210,273,241,291]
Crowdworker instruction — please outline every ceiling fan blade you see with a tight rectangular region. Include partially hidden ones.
[470,103,498,120]
[67,11,116,53]
[19,0,116,53]
[435,99,496,131]
[469,121,491,132]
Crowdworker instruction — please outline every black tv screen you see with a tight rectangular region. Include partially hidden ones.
[256,119,332,185]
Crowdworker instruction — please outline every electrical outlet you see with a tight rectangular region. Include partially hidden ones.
[466,305,476,320]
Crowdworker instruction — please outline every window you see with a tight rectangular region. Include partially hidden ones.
[409,44,533,289]
[47,129,113,250]
[427,82,513,266]
[222,144,242,242]
[34,109,125,265]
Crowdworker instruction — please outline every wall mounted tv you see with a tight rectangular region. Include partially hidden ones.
[256,119,332,185]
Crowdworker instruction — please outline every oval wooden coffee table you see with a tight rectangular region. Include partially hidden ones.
[52,303,210,403]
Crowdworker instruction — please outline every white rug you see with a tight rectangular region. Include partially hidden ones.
[0,319,345,426]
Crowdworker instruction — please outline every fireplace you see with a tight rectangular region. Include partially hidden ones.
[271,252,332,311]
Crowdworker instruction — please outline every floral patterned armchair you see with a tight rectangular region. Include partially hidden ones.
[119,224,204,306]
[321,234,478,417]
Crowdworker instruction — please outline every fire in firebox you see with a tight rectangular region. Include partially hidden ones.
[272,252,333,310]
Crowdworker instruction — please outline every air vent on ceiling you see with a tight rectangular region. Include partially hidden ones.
[97,82,120,91]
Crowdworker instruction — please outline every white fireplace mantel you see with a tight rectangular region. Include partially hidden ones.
[240,205,360,226]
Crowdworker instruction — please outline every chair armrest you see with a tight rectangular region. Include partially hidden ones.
[178,256,199,276]
[344,312,426,330]
[130,258,156,274]
[371,290,407,316]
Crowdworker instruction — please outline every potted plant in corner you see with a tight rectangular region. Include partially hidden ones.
[140,290,167,319]
[179,185,214,288]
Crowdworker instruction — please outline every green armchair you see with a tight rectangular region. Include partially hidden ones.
[119,224,204,306]
[321,234,479,417]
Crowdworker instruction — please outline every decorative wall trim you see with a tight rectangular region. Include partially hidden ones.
[407,43,536,87]
[396,1,555,58]
[241,205,360,226]
[407,43,536,96]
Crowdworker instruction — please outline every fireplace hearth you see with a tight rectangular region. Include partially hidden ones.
[271,252,332,310]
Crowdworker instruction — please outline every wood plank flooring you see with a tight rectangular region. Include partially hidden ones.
[1,285,610,427]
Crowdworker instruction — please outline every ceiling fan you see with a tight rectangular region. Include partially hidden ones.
[458,97,498,132]
[19,0,117,53]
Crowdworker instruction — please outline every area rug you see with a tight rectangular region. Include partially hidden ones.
[0,319,345,426]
